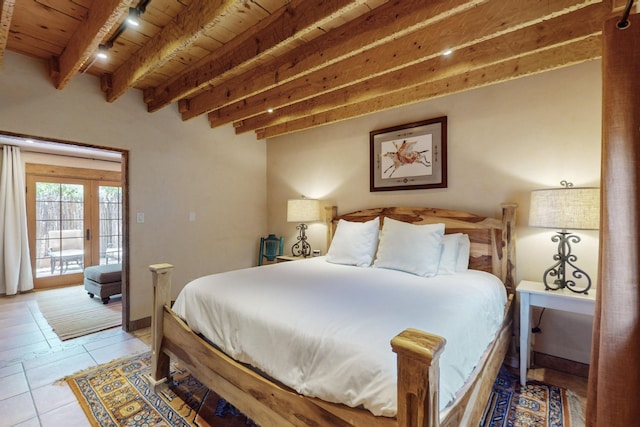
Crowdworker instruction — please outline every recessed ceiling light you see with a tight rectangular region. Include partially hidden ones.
[267,108,274,113]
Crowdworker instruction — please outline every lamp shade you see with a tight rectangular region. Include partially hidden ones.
[529,186,600,230]
[287,198,321,222]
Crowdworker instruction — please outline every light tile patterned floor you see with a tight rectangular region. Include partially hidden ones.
[0,290,149,427]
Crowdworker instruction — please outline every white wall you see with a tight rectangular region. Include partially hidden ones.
[0,51,268,321]
[267,60,602,364]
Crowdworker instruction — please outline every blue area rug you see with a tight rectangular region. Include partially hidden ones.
[481,366,585,427]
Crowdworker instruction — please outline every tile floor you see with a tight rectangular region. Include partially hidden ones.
[0,290,149,427]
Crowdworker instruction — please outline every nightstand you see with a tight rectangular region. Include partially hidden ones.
[276,255,302,262]
[516,280,596,386]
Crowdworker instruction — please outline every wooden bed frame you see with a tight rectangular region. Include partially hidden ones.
[148,204,517,427]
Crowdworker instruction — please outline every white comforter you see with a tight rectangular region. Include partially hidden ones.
[172,256,507,417]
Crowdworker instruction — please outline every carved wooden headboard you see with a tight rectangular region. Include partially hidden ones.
[324,205,517,294]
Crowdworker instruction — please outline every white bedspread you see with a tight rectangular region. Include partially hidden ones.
[172,256,507,417]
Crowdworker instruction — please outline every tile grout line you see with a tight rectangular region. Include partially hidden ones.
[27,366,42,427]
[27,296,53,426]
[24,294,93,426]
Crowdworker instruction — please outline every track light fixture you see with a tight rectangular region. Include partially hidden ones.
[96,44,109,60]
[126,8,141,27]
[95,0,153,61]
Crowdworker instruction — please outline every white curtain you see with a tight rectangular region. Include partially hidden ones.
[0,146,34,295]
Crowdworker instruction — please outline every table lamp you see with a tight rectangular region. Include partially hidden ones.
[287,197,321,257]
[529,181,600,294]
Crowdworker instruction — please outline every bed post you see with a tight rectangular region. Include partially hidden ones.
[147,263,174,390]
[500,203,517,295]
[392,328,446,427]
[325,205,338,250]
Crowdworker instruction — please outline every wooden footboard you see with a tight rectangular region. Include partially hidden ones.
[148,268,513,427]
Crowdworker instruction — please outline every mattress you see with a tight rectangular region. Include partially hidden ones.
[171,256,507,417]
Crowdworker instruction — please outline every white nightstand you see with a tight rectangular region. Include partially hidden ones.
[516,280,596,386]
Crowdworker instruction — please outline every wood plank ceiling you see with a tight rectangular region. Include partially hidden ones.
[0,0,628,139]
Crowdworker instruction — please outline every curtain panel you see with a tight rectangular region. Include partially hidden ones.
[0,146,34,295]
[586,12,640,426]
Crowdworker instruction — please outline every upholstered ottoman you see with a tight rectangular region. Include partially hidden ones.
[84,264,122,304]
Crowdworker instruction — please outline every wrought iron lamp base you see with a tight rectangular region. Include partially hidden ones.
[291,223,312,257]
[543,230,591,294]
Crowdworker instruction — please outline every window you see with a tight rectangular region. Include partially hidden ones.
[97,185,123,265]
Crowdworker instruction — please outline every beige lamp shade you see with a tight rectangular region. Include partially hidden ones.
[287,198,321,222]
[529,186,600,230]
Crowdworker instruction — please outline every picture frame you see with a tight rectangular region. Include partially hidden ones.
[370,116,447,192]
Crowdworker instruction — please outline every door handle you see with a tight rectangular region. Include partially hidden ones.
[86,229,91,240]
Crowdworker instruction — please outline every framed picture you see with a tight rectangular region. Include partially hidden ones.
[370,116,447,192]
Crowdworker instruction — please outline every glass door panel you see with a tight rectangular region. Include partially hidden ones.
[98,185,123,265]
[31,180,88,288]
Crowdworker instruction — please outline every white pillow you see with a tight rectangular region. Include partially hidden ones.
[373,218,444,277]
[326,217,380,267]
[438,233,464,275]
[456,233,471,272]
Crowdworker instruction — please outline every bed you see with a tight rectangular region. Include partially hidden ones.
[147,204,517,427]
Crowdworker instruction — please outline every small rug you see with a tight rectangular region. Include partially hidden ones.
[66,351,254,427]
[37,285,122,340]
[66,351,582,427]
[481,366,585,427]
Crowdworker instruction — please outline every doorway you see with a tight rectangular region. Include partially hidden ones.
[26,165,122,289]
[2,132,130,331]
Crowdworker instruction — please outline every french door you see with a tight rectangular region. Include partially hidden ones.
[26,165,122,289]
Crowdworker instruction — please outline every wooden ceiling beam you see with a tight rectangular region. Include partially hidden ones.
[256,35,602,139]
[182,0,482,120]
[105,0,238,103]
[208,0,593,128]
[51,0,130,90]
[0,0,16,67]
[145,0,373,113]
[236,2,609,134]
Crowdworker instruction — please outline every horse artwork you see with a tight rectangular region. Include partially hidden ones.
[370,116,447,192]
[381,134,433,180]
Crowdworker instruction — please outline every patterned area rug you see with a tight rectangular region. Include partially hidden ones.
[66,351,583,427]
[481,366,585,427]
[66,352,254,427]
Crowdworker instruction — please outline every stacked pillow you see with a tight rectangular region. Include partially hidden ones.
[373,218,444,277]
[325,217,380,267]
[326,216,470,276]
[438,233,471,274]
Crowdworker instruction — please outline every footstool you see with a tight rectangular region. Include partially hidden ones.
[84,264,122,304]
